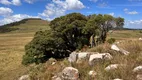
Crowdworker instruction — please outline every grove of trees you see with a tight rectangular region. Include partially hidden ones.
[22,13,124,65]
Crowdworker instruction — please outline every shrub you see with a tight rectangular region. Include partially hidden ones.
[107,38,116,44]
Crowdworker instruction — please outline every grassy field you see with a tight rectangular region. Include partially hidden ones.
[0,21,142,80]
[0,19,50,80]
[0,32,34,80]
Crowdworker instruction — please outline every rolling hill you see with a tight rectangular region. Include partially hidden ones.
[0,18,50,33]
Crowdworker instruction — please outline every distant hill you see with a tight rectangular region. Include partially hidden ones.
[0,18,50,33]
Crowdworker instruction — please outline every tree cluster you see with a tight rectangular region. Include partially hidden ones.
[22,13,124,65]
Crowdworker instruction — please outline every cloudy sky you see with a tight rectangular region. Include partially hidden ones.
[0,0,142,29]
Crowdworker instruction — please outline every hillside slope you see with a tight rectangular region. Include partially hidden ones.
[0,18,50,33]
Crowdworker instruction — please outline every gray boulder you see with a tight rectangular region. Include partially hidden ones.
[68,51,78,63]
[89,53,112,66]
[62,67,79,80]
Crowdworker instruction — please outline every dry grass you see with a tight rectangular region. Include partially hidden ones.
[0,32,34,80]
[0,30,142,80]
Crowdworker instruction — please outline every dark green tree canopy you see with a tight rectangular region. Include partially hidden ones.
[22,13,124,65]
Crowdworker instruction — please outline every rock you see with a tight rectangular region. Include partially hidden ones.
[111,44,120,51]
[52,75,62,80]
[105,64,126,71]
[139,38,142,41]
[102,53,113,60]
[120,49,130,55]
[111,44,130,55]
[77,52,89,59]
[105,64,119,71]
[137,74,142,80]
[62,67,79,80]
[76,52,89,64]
[113,78,123,80]
[51,62,56,65]
[133,66,142,72]
[19,75,30,80]
[88,70,97,78]
[68,51,78,63]
[89,53,112,66]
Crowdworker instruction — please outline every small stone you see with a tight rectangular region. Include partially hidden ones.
[133,66,142,73]
[19,75,30,80]
[88,70,97,78]
[137,74,142,80]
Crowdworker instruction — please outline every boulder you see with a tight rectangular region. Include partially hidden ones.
[77,52,89,59]
[76,52,90,64]
[133,66,142,72]
[137,74,142,80]
[62,67,79,80]
[19,75,30,80]
[68,51,78,63]
[88,70,97,78]
[89,53,112,66]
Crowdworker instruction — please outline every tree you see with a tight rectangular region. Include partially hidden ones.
[115,17,124,29]
[22,13,125,65]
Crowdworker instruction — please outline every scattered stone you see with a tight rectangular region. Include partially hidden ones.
[139,38,142,41]
[89,53,112,66]
[133,66,142,72]
[52,75,62,80]
[19,75,30,80]
[105,64,126,71]
[111,44,120,51]
[88,70,97,78]
[51,62,56,65]
[68,51,78,63]
[111,44,130,55]
[113,78,123,80]
[105,64,119,71]
[62,67,79,80]
[137,74,142,80]
[120,49,130,55]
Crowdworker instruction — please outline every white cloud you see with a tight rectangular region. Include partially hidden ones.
[12,0,21,6]
[0,7,13,17]
[125,20,142,29]
[0,0,21,6]
[24,0,35,4]
[0,0,11,5]
[109,13,114,16]
[39,0,85,20]
[124,8,139,15]
[0,14,39,26]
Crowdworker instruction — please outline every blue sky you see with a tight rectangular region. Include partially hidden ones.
[0,0,142,29]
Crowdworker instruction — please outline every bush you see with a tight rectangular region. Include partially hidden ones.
[107,38,116,44]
